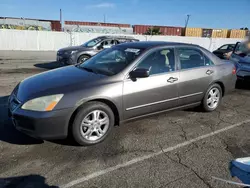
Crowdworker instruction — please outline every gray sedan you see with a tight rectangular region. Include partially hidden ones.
[9,41,236,146]
[57,35,139,65]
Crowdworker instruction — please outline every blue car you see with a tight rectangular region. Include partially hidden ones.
[230,41,250,82]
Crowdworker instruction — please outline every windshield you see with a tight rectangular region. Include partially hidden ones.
[78,47,145,76]
[82,38,102,47]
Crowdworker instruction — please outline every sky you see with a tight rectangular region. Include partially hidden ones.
[0,0,249,29]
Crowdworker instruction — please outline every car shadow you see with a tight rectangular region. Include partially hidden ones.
[34,61,66,70]
[236,80,250,90]
[0,174,58,188]
[0,96,43,145]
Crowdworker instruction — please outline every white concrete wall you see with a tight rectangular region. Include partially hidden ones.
[0,29,244,51]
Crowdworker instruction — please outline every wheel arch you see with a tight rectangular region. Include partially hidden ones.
[77,53,91,63]
[68,98,120,137]
[213,81,225,96]
[208,80,225,97]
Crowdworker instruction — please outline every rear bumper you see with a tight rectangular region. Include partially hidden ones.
[9,107,74,140]
[237,70,250,82]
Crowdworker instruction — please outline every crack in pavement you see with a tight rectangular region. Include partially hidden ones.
[223,101,250,117]
[215,136,232,155]
[158,172,193,188]
[158,144,213,188]
[177,123,188,141]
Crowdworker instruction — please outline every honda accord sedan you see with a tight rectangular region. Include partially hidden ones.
[8,41,236,146]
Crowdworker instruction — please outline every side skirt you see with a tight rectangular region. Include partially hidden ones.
[120,102,201,124]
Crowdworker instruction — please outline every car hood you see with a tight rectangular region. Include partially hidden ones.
[58,46,91,52]
[17,66,106,102]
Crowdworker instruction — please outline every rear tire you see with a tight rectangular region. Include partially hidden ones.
[72,102,114,146]
[201,84,222,112]
[77,55,90,64]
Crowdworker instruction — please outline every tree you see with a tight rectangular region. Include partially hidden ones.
[240,27,249,30]
[144,27,162,35]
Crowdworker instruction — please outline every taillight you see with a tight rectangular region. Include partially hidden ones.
[232,67,236,74]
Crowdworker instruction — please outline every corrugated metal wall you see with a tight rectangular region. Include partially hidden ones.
[133,25,149,34]
[64,25,133,34]
[212,29,228,38]
[0,18,52,31]
[185,28,202,37]
[160,27,182,36]
[0,17,248,38]
[65,21,130,28]
[202,29,213,38]
[133,25,182,36]
[51,21,61,31]
[228,29,246,38]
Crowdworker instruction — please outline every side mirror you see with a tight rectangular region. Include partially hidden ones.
[96,45,103,50]
[129,68,150,79]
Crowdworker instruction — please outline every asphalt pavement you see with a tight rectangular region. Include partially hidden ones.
[1,52,250,188]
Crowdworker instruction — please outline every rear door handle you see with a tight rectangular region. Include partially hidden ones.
[167,77,178,83]
[206,70,214,75]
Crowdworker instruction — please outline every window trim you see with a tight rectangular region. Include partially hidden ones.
[219,45,228,50]
[124,46,178,79]
[176,47,215,72]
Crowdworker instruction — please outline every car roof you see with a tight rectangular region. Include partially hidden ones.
[97,35,136,40]
[116,41,197,49]
[221,44,235,46]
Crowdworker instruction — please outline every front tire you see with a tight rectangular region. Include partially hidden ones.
[77,55,90,64]
[201,84,222,112]
[72,102,114,146]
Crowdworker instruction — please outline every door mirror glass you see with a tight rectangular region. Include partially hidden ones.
[129,68,149,79]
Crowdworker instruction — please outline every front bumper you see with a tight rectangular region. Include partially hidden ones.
[57,53,77,65]
[9,106,74,140]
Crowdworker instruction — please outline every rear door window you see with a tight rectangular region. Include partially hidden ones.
[177,48,213,70]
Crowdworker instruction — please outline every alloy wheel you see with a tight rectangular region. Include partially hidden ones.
[207,88,220,109]
[80,110,109,141]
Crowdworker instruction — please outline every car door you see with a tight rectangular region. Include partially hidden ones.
[176,47,216,106]
[214,45,228,59]
[123,47,179,119]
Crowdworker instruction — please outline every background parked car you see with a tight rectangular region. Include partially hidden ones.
[213,44,235,59]
[57,35,139,65]
[230,41,250,83]
[9,41,236,146]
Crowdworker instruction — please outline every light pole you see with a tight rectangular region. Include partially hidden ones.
[185,14,191,28]
[60,9,62,31]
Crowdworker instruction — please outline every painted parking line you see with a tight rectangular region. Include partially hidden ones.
[61,119,250,188]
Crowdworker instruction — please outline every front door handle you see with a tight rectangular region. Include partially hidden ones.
[206,70,214,75]
[167,77,178,83]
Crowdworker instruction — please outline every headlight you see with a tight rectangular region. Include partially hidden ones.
[21,94,63,111]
